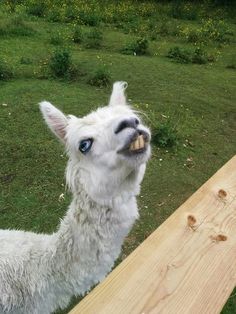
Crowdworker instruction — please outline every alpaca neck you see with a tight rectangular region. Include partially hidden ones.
[49,165,140,298]
[55,181,138,264]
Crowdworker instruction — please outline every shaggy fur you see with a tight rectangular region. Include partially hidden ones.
[0,82,151,314]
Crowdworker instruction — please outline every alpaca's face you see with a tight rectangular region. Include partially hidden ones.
[66,104,150,168]
[40,82,151,202]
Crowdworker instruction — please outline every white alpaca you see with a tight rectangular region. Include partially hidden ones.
[0,82,151,314]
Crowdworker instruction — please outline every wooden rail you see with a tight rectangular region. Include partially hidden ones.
[70,155,236,314]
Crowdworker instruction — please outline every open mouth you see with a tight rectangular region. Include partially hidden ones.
[118,130,149,155]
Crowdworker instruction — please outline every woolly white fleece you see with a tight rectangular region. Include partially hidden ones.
[0,82,151,314]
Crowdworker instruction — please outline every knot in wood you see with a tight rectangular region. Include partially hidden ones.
[187,215,196,226]
[210,234,227,243]
[218,189,227,199]
[216,234,227,242]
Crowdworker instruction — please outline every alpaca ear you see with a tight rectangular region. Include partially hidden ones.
[40,101,68,143]
[109,81,128,107]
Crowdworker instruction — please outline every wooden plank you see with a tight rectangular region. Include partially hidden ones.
[70,155,236,314]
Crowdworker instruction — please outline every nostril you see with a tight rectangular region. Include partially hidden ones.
[115,118,139,134]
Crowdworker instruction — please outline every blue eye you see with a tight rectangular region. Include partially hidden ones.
[79,139,93,154]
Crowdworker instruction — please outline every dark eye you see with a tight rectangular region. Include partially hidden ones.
[79,139,93,154]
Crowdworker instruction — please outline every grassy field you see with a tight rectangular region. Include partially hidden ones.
[0,1,236,313]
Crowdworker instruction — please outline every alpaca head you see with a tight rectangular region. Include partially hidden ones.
[40,82,151,204]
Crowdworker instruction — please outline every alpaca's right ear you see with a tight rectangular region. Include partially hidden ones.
[40,101,68,143]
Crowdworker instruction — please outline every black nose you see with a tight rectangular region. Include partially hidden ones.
[115,118,139,134]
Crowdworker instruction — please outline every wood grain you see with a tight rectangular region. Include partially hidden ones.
[70,155,236,314]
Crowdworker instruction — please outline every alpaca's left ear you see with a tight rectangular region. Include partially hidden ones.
[40,101,68,143]
[109,81,128,107]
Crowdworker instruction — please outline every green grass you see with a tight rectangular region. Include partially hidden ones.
[0,1,236,313]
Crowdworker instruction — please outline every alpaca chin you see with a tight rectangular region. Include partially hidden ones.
[66,157,146,207]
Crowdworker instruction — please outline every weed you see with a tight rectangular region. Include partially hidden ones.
[47,9,62,23]
[192,47,208,64]
[48,49,81,81]
[78,11,100,26]
[84,28,103,49]
[134,38,149,55]
[121,38,149,56]
[26,1,47,17]
[0,60,14,81]
[201,19,232,43]
[72,26,83,44]
[183,19,233,44]
[88,67,111,87]
[167,46,213,64]
[63,6,79,23]
[49,49,72,79]
[167,46,192,64]
[152,122,178,148]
